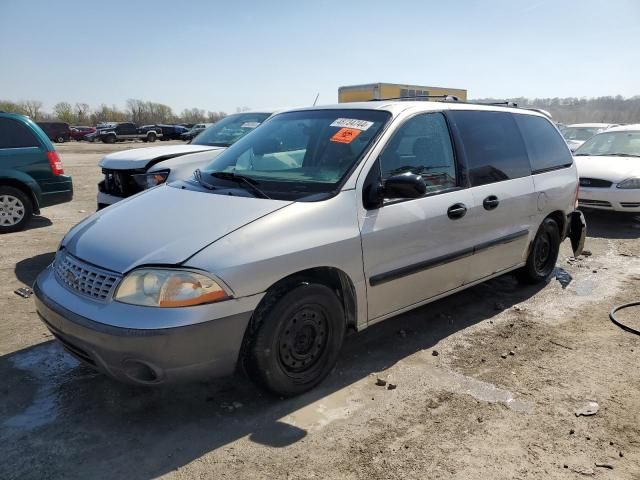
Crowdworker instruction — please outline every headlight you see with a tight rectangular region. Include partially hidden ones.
[132,170,170,189]
[114,269,230,307]
[617,177,640,189]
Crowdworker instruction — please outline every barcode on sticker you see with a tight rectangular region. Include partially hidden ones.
[330,118,374,131]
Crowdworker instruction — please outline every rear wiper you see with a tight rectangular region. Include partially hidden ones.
[193,168,217,190]
[210,171,272,199]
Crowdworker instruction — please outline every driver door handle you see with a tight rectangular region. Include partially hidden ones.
[483,195,500,210]
[447,203,467,220]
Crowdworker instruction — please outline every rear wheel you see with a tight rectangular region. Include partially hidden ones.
[517,218,560,284]
[147,132,157,143]
[0,186,33,233]
[245,283,345,396]
[103,134,116,144]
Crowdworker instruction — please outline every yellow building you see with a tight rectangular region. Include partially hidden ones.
[338,83,467,103]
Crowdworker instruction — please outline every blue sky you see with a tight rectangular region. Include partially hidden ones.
[1,0,638,113]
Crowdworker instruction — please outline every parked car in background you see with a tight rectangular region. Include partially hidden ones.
[97,111,274,208]
[574,124,640,213]
[181,123,211,141]
[70,126,96,141]
[157,124,189,140]
[0,112,73,232]
[93,122,162,144]
[36,121,71,143]
[561,123,619,151]
[39,102,584,396]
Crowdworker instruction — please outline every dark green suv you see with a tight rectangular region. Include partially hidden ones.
[0,112,73,233]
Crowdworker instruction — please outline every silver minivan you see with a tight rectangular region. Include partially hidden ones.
[34,101,586,396]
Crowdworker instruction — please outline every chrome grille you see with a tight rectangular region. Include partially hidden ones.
[53,251,121,301]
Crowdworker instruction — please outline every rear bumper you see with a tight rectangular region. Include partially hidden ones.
[34,275,253,385]
[579,187,640,212]
[39,176,73,208]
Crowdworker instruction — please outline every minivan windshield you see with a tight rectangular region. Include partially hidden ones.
[192,113,272,147]
[574,131,640,157]
[199,109,390,200]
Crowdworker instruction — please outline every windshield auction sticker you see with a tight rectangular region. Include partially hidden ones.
[330,127,362,144]
[241,122,260,129]
[330,118,374,131]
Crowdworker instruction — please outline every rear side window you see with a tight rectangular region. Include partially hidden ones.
[514,114,572,173]
[450,111,530,186]
[0,118,40,148]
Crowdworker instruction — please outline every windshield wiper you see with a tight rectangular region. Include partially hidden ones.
[608,153,640,157]
[201,142,231,147]
[193,168,217,190]
[210,171,272,199]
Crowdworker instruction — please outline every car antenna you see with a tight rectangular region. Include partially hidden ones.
[313,93,320,106]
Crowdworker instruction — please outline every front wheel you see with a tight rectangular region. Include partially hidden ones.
[102,135,116,144]
[0,186,33,233]
[245,283,345,396]
[517,218,560,284]
[55,136,65,143]
[147,132,157,142]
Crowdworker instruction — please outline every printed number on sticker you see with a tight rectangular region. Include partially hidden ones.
[330,118,374,131]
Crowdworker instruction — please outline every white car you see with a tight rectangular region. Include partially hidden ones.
[574,124,640,212]
[562,123,619,152]
[97,112,274,208]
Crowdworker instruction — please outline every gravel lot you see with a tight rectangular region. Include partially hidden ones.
[1,142,639,479]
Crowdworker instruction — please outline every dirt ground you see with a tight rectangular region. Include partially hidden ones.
[1,141,639,479]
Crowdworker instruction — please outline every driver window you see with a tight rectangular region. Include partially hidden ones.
[379,113,457,193]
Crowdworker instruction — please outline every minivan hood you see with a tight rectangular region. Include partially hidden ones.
[62,185,291,273]
[574,155,640,183]
[99,144,220,170]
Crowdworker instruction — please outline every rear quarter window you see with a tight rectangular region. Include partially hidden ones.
[0,118,40,148]
[449,111,531,187]
[514,114,572,173]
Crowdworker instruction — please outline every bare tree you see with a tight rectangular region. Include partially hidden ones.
[20,100,43,120]
[53,102,75,123]
[74,103,91,125]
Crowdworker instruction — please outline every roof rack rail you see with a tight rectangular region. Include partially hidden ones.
[368,94,460,102]
[476,101,519,107]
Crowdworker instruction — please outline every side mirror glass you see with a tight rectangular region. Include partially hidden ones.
[383,172,427,199]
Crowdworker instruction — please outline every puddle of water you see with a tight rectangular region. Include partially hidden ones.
[282,386,361,432]
[554,267,573,289]
[426,368,531,413]
[281,364,531,433]
[3,343,80,431]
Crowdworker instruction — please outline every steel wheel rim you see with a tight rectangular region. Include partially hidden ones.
[0,194,25,226]
[534,232,552,273]
[278,305,329,375]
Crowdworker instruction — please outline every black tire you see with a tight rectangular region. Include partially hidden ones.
[55,136,65,143]
[102,134,116,144]
[517,218,560,284]
[147,132,157,143]
[245,283,345,396]
[0,186,33,233]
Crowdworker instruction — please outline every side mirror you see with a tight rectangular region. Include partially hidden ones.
[384,172,427,199]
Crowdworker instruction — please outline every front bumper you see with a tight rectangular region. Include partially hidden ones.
[97,191,123,209]
[34,269,254,385]
[579,186,640,212]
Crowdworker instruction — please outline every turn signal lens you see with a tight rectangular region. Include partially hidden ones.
[114,269,230,307]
